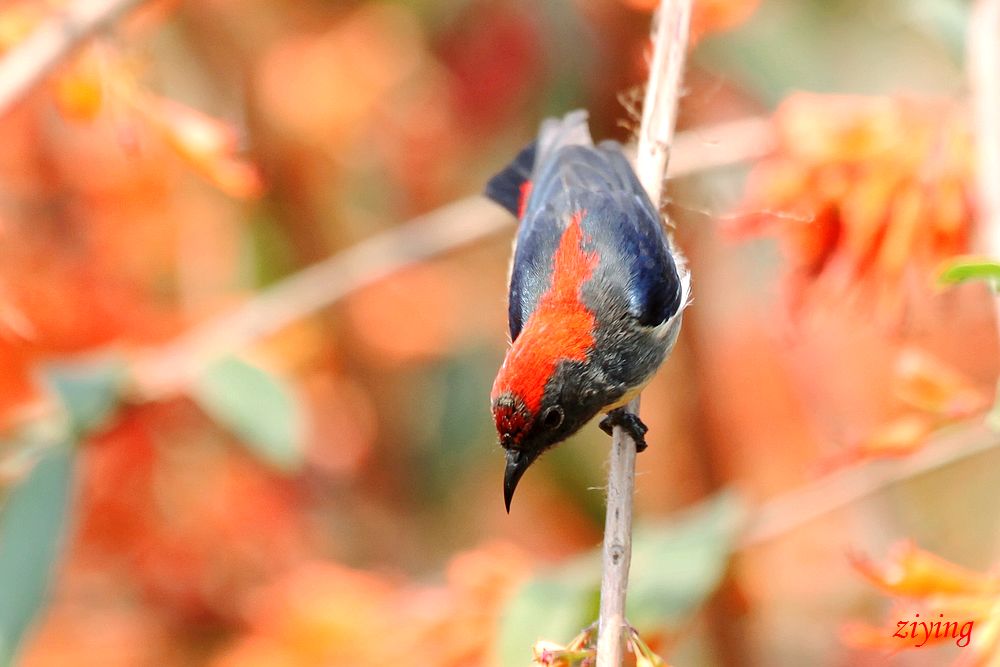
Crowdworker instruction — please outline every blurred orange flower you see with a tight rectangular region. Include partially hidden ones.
[344,264,463,365]
[845,542,1000,663]
[76,403,315,622]
[255,4,427,151]
[52,49,105,122]
[892,347,990,419]
[0,20,262,425]
[731,94,975,319]
[0,2,41,54]
[821,347,989,469]
[211,542,531,667]
[133,94,265,199]
[619,0,759,42]
[851,542,1000,599]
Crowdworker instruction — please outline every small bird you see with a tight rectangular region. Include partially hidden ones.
[486,110,690,512]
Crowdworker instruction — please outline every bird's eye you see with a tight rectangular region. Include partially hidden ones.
[542,406,564,430]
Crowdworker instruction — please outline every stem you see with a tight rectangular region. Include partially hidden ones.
[596,396,640,667]
[596,2,691,665]
[969,0,1000,350]
[0,0,148,117]
[969,0,1000,257]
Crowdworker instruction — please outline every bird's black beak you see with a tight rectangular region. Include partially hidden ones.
[504,449,534,513]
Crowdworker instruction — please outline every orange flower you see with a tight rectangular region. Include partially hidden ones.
[850,542,1000,599]
[732,94,975,318]
[52,48,106,122]
[619,0,760,43]
[0,2,41,54]
[211,542,531,667]
[343,264,463,365]
[892,347,990,419]
[825,347,989,468]
[690,0,760,41]
[834,413,937,465]
[76,403,315,622]
[846,542,1000,664]
[134,94,264,199]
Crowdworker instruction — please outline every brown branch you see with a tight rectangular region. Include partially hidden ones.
[668,115,772,179]
[741,422,999,547]
[130,196,510,397]
[128,116,770,398]
[596,1,692,665]
[0,0,148,117]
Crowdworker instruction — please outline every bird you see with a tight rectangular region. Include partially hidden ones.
[485,110,690,513]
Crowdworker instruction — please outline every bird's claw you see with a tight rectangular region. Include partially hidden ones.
[599,408,648,452]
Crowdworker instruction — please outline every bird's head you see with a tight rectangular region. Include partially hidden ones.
[491,360,605,512]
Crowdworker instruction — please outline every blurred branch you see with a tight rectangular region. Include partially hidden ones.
[597,2,691,666]
[129,116,770,399]
[667,115,772,178]
[633,2,691,205]
[969,0,1000,257]
[743,422,1000,546]
[0,0,148,117]
[969,0,1000,349]
[130,196,508,397]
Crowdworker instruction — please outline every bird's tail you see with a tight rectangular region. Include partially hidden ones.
[484,110,592,217]
[535,109,593,166]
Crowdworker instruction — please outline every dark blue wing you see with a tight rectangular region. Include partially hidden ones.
[484,141,536,216]
[503,113,680,339]
[507,203,562,340]
[580,190,681,327]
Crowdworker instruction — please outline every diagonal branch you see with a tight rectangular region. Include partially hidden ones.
[130,196,510,397]
[596,2,692,665]
[129,116,770,398]
[741,422,999,547]
[0,0,148,117]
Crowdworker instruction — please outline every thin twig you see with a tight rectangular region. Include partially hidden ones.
[0,0,148,117]
[130,196,509,397]
[634,1,691,204]
[667,115,772,179]
[741,422,1000,547]
[596,2,691,665]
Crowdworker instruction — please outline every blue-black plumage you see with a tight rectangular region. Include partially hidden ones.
[484,110,690,512]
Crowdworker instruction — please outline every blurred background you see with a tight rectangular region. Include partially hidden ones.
[1,0,999,665]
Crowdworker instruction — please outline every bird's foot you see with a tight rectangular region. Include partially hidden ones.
[599,408,648,453]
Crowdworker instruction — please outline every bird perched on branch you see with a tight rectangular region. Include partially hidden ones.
[486,110,690,512]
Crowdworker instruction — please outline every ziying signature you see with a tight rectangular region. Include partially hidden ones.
[893,613,973,648]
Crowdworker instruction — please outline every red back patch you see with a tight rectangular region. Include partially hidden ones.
[517,180,534,219]
[491,211,597,415]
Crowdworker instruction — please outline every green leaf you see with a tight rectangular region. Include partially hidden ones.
[903,0,968,63]
[42,357,125,435]
[193,355,305,471]
[627,491,746,631]
[497,556,600,667]
[937,257,1000,291]
[0,442,76,666]
[495,492,746,667]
